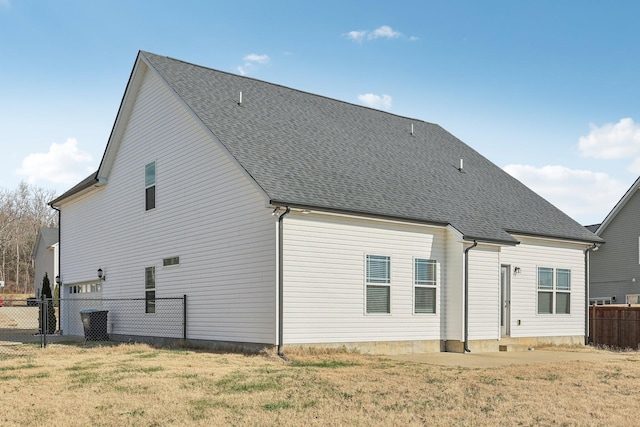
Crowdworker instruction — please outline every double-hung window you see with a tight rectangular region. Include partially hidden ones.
[145,266,156,314]
[145,161,156,211]
[414,258,436,314]
[366,255,390,314]
[537,267,571,314]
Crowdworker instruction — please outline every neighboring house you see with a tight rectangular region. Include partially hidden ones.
[589,176,640,305]
[31,227,59,298]
[50,51,602,354]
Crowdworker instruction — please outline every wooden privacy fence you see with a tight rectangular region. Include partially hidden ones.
[589,305,640,349]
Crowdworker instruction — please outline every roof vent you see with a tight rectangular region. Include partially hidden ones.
[459,158,464,172]
[410,123,414,136]
[238,91,243,106]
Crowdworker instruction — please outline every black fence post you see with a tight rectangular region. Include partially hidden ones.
[39,296,44,348]
[43,300,48,348]
[183,294,187,340]
[58,296,62,335]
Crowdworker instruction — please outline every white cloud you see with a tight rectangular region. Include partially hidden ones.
[345,25,415,42]
[243,53,269,64]
[237,53,270,76]
[503,164,627,225]
[370,25,402,40]
[17,138,94,185]
[346,30,367,43]
[358,93,392,110]
[578,118,640,161]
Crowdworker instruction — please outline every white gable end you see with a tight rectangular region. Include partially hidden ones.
[59,63,277,344]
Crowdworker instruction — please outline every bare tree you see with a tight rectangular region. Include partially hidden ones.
[0,181,57,294]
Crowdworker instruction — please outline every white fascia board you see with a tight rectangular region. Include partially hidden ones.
[97,53,148,181]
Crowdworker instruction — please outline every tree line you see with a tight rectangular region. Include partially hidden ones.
[0,181,57,294]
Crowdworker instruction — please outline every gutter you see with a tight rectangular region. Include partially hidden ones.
[276,206,290,357]
[50,205,61,334]
[463,240,478,353]
[584,243,600,345]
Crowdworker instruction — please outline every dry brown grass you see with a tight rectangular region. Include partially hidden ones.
[0,294,32,300]
[0,342,639,426]
[0,313,18,327]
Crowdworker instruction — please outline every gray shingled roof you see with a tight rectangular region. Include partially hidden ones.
[39,227,59,247]
[585,224,601,233]
[32,227,58,258]
[51,172,98,205]
[64,51,601,245]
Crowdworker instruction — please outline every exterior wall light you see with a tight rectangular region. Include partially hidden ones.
[513,267,521,275]
[97,268,106,281]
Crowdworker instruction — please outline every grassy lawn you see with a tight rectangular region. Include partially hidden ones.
[0,343,638,426]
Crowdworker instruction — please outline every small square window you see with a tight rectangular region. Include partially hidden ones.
[163,256,180,267]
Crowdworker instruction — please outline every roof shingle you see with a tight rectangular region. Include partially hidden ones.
[62,51,603,245]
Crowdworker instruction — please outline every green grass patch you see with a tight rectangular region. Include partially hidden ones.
[479,375,500,385]
[116,365,164,374]
[134,351,161,359]
[65,362,102,371]
[262,401,294,411]
[69,370,101,385]
[0,374,19,381]
[189,398,236,421]
[290,360,358,368]
[215,371,281,393]
[26,372,50,379]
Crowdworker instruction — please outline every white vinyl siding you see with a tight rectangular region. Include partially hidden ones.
[57,66,276,344]
[500,236,586,339]
[283,213,445,344]
[590,191,640,300]
[466,244,501,340]
[444,229,464,341]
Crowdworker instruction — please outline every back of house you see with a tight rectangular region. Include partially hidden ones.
[50,51,601,353]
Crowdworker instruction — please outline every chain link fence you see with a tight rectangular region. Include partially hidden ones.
[0,296,186,353]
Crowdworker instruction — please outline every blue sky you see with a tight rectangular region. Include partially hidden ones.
[1,0,639,225]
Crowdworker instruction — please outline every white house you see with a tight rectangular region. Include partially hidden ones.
[31,227,59,298]
[50,51,602,354]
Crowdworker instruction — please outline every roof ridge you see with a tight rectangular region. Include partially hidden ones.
[139,50,438,126]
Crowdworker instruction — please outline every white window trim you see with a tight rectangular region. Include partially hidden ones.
[536,266,571,315]
[145,266,156,314]
[162,256,180,268]
[413,257,437,315]
[364,254,391,315]
[145,161,156,212]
